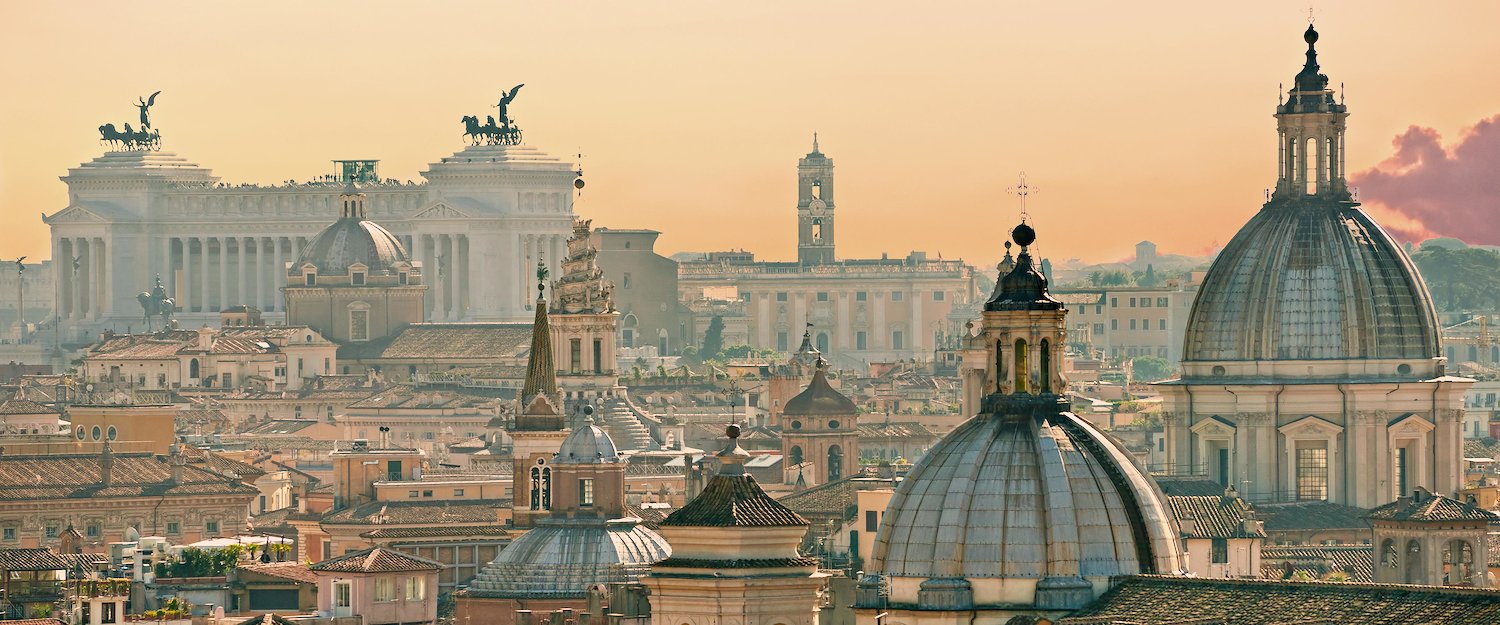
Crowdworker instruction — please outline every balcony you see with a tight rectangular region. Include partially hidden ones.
[74,578,132,598]
[5,580,64,600]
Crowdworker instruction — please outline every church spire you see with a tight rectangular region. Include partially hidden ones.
[519,259,559,417]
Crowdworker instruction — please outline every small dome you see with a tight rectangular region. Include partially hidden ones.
[466,519,670,598]
[783,364,856,416]
[291,217,411,277]
[867,402,1185,610]
[1182,204,1439,363]
[556,420,621,464]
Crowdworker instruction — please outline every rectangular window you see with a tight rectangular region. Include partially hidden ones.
[157,373,167,387]
[205,520,220,534]
[388,460,403,481]
[2,528,14,541]
[856,331,868,350]
[580,478,595,507]
[222,372,232,387]
[777,332,789,351]
[622,273,632,288]
[409,490,420,498]
[405,576,425,601]
[305,273,317,286]
[570,338,582,374]
[87,524,101,538]
[1159,319,1167,330]
[45,525,58,539]
[166,522,180,535]
[892,330,904,350]
[1095,304,1102,315]
[817,292,829,302]
[933,291,945,301]
[776,292,788,302]
[892,291,904,302]
[1111,319,1119,331]
[351,272,366,286]
[323,357,331,374]
[350,310,369,341]
[399,272,408,285]
[1211,538,1229,564]
[1129,297,1136,307]
[101,602,117,625]
[1296,444,1329,501]
[865,510,879,532]
[454,488,465,497]
[1141,298,1151,308]
[422,490,433,497]
[1110,297,1118,307]
[374,578,395,602]
[593,339,603,373]
[856,291,867,302]
[1395,447,1409,497]
[1157,297,1169,307]
[1130,319,1137,330]
[1093,323,1105,335]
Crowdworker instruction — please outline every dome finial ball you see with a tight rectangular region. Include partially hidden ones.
[726,423,741,439]
[1304,24,1318,45]
[1011,223,1037,247]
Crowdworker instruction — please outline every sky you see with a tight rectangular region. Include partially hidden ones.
[1,1,1497,268]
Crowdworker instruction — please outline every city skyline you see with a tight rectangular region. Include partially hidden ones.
[2,1,1498,267]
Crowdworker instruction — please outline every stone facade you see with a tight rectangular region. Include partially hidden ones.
[45,131,577,342]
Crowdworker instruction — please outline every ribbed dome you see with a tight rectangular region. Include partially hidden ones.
[556,420,621,464]
[1183,202,1439,363]
[291,218,411,277]
[868,400,1184,609]
[466,519,670,598]
[783,366,857,416]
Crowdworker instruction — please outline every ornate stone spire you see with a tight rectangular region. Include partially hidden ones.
[517,260,561,428]
[552,219,614,314]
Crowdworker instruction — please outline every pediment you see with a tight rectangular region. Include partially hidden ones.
[1191,415,1237,437]
[411,202,471,220]
[46,204,108,224]
[1278,415,1345,437]
[1387,413,1435,437]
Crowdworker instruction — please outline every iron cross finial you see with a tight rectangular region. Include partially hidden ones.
[1006,172,1038,223]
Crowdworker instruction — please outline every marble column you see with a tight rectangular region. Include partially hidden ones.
[216,236,227,312]
[273,237,285,313]
[160,236,173,299]
[95,238,109,318]
[238,237,249,308]
[199,236,209,313]
[182,238,193,314]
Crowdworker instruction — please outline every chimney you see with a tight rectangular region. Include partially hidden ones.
[878,460,895,480]
[197,326,215,351]
[99,439,114,487]
[517,611,533,625]
[169,444,186,483]
[1178,513,1197,536]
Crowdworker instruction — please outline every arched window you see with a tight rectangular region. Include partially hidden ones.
[1287,138,1298,183]
[994,340,1004,393]
[189,359,200,379]
[816,332,829,353]
[1444,540,1475,585]
[1305,137,1318,194]
[827,445,843,481]
[789,445,804,465]
[1014,339,1029,394]
[541,467,552,510]
[1380,539,1398,569]
[1327,137,1337,181]
[1405,540,1423,584]
[1039,338,1052,394]
[529,467,541,510]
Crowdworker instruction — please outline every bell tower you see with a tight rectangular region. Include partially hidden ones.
[796,134,836,265]
[1273,24,1351,201]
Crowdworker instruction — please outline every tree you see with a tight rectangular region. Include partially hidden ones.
[1130,356,1176,383]
[1411,246,1500,312]
[1088,270,1134,287]
[700,316,726,360]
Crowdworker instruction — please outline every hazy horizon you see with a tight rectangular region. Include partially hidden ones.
[3,1,1497,268]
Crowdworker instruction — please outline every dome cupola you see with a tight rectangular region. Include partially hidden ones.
[291,182,413,279]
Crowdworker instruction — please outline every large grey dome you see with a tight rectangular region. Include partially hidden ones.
[465,519,670,598]
[1183,198,1439,364]
[868,402,1184,608]
[291,218,410,277]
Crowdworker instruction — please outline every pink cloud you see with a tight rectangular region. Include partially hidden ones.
[1351,115,1500,244]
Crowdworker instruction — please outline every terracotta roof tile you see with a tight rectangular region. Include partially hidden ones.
[0,548,68,571]
[0,453,259,501]
[309,547,442,573]
[1258,501,1372,532]
[1368,491,1499,523]
[359,525,510,540]
[337,323,532,361]
[1066,575,1500,624]
[238,561,318,584]
[1168,495,1265,539]
[661,474,806,528]
[1261,545,1374,583]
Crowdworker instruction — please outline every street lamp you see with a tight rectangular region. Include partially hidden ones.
[13,257,25,343]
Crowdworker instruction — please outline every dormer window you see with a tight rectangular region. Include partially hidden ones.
[305,271,317,286]
[399,272,408,285]
[352,271,366,286]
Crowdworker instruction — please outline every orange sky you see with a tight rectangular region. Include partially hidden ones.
[2,1,1497,268]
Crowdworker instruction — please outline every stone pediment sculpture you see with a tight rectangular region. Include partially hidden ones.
[99,91,162,151]
[551,219,616,315]
[461,84,525,146]
[44,204,109,224]
[412,202,471,219]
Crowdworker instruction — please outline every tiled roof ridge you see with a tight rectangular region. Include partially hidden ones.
[1129,573,1500,595]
